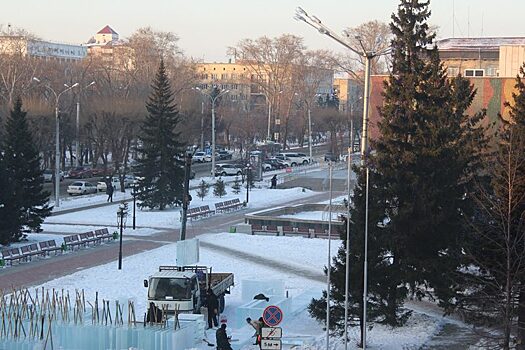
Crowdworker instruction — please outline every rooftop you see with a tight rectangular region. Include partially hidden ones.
[436,37,525,51]
[97,25,117,35]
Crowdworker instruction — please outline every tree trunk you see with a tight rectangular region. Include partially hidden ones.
[517,287,525,350]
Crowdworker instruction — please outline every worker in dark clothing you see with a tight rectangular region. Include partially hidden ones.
[270,175,277,189]
[106,182,114,202]
[206,288,219,329]
[146,302,163,323]
[216,323,233,350]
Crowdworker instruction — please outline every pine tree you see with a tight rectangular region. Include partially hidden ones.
[2,97,51,237]
[0,149,22,245]
[196,180,209,200]
[213,178,227,198]
[310,0,488,338]
[135,60,185,210]
[231,176,241,194]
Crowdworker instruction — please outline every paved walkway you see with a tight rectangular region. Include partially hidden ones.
[0,191,336,290]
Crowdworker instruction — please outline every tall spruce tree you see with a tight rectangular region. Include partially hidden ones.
[2,97,51,238]
[0,148,22,245]
[136,60,185,210]
[310,0,488,340]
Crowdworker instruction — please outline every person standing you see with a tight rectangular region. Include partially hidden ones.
[246,317,264,346]
[215,323,233,350]
[206,288,219,329]
[106,181,114,202]
[270,175,277,189]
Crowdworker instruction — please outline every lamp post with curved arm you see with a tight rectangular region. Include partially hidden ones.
[33,77,79,208]
[194,86,229,178]
[295,7,391,350]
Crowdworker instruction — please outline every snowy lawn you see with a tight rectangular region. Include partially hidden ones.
[35,232,441,349]
[52,189,133,213]
[6,233,66,249]
[277,211,342,221]
[45,187,316,230]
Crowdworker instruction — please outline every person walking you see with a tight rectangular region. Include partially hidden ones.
[215,323,233,350]
[106,181,114,202]
[270,175,277,189]
[205,288,219,329]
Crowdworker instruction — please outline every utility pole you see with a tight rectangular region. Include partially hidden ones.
[180,152,193,241]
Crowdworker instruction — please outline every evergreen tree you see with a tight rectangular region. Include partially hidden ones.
[196,180,209,200]
[135,60,185,210]
[0,149,22,245]
[2,97,51,237]
[231,176,241,194]
[310,0,488,339]
[213,178,227,198]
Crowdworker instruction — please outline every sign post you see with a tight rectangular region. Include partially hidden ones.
[261,305,284,350]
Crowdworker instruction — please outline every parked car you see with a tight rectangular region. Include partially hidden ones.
[97,177,121,192]
[43,169,64,182]
[214,163,244,177]
[217,150,233,160]
[324,152,339,162]
[192,152,211,163]
[264,158,286,170]
[91,167,114,177]
[277,152,311,166]
[67,181,97,195]
[271,155,291,168]
[68,166,93,179]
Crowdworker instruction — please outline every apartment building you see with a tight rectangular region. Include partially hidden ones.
[436,37,525,78]
[0,35,86,61]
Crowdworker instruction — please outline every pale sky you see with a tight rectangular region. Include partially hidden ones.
[2,0,524,61]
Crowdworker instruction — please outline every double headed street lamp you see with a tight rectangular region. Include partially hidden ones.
[295,7,391,350]
[33,77,79,208]
[194,86,230,178]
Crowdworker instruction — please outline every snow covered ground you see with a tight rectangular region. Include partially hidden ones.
[34,232,442,349]
[277,211,341,221]
[45,187,316,230]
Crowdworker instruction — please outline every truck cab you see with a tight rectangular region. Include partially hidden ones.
[144,265,234,314]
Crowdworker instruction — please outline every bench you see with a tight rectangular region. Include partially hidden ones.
[79,231,100,246]
[63,235,83,250]
[1,248,24,265]
[251,224,279,236]
[187,207,201,220]
[39,240,62,255]
[20,244,42,261]
[215,198,243,213]
[296,227,311,238]
[199,205,215,217]
[95,228,113,242]
[281,226,296,236]
[313,228,331,239]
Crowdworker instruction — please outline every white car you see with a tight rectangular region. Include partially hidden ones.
[193,152,212,163]
[97,177,121,192]
[43,169,64,182]
[67,181,97,196]
[214,163,244,176]
[277,152,311,166]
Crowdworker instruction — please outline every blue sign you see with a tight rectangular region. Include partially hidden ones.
[263,305,283,327]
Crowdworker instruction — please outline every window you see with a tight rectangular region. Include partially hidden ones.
[465,69,484,77]
[211,74,218,80]
[221,73,228,79]
[447,67,459,77]
[486,67,498,77]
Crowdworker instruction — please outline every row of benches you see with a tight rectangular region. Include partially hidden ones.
[186,198,244,220]
[1,240,62,265]
[1,228,113,266]
[63,228,113,250]
[251,224,331,238]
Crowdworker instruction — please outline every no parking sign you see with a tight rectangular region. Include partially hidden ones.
[263,305,283,327]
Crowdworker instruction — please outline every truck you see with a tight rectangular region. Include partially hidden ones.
[143,265,234,314]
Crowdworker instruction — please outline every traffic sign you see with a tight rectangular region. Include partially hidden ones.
[262,327,282,338]
[263,305,284,327]
[261,339,281,350]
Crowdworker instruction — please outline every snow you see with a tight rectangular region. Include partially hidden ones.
[277,211,341,221]
[33,231,442,349]
[52,189,132,212]
[45,187,316,231]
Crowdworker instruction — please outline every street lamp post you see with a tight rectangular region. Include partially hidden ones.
[33,78,79,208]
[117,203,128,270]
[75,81,95,167]
[295,8,391,350]
[132,184,137,230]
[195,87,229,178]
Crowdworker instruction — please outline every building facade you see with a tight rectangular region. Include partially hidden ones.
[0,36,86,61]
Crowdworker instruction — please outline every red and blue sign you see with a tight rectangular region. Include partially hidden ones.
[263,305,284,327]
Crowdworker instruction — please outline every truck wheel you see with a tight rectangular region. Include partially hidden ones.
[219,295,225,313]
